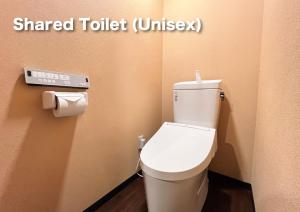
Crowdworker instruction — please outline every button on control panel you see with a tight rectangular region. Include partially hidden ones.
[24,68,90,89]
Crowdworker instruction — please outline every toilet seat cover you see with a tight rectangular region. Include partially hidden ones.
[140,122,216,181]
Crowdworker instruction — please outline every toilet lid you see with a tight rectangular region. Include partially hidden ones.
[140,122,216,181]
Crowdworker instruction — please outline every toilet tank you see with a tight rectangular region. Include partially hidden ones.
[173,80,222,128]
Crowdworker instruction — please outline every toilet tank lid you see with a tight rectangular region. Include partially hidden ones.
[173,80,222,90]
[140,122,216,181]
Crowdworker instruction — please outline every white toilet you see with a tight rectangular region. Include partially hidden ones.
[140,76,222,212]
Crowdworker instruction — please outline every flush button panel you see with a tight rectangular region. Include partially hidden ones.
[24,68,90,89]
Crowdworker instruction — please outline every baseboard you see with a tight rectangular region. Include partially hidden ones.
[207,170,252,190]
[83,172,140,212]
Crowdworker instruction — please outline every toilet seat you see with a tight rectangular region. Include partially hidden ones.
[140,122,216,181]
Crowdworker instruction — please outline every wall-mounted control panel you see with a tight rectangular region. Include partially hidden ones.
[24,68,90,89]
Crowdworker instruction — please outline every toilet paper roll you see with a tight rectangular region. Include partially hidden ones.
[53,93,88,117]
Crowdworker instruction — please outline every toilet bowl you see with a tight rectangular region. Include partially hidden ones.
[140,74,222,212]
[140,122,217,212]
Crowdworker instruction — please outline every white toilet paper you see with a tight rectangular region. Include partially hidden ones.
[53,92,88,117]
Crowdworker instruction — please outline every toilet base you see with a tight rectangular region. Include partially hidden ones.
[143,170,208,212]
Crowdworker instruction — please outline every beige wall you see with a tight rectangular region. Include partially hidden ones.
[163,0,263,182]
[252,0,300,211]
[0,0,162,211]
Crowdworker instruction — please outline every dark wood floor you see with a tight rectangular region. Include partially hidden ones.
[92,172,255,212]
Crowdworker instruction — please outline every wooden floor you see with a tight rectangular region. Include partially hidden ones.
[92,172,255,212]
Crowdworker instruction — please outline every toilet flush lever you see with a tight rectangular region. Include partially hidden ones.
[174,91,178,102]
[220,91,225,101]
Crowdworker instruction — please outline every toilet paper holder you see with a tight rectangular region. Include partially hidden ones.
[42,91,88,117]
